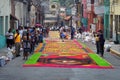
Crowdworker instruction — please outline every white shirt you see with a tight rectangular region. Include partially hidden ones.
[9,33,14,39]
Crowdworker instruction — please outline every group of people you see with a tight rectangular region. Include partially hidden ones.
[5,26,49,60]
[5,25,105,60]
[59,25,105,57]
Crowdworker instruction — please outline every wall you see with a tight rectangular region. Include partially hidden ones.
[112,0,120,15]
[15,2,24,26]
[0,0,11,48]
[110,0,120,43]
[0,0,11,35]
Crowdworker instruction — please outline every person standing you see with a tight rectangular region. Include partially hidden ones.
[5,29,11,48]
[39,31,43,43]
[30,28,35,53]
[14,29,21,57]
[98,30,105,57]
[70,26,75,40]
[46,27,50,37]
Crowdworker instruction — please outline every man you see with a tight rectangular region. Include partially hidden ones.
[98,30,105,57]
[14,29,21,57]
[70,26,75,40]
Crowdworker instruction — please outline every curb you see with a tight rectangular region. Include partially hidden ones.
[110,48,120,57]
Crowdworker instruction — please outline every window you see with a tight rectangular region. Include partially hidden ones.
[118,15,120,33]
[5,16,8,33]
[0,16,4,35]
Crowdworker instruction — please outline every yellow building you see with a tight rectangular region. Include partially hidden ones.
[110,0,120,43]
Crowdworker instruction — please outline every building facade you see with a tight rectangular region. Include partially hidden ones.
[109,0,120,43]
[0,0,11,48]
[0,0,11,35]
[94,0,104,32]
[81,0,88,31]
[15,1,29,27]
[104,0,110,39]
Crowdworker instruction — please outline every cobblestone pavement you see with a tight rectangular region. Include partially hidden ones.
[0,39,120,80]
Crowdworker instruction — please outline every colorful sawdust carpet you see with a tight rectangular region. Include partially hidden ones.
[23,39,113,69]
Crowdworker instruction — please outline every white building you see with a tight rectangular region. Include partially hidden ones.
[15,1,28,27]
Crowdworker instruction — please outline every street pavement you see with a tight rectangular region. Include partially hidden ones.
[0,38,120,80]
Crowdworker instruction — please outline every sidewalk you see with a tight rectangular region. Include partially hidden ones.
[110,44,120,56]
[104,40,120,56]
[0,47,8,57]
[80,39,120,57]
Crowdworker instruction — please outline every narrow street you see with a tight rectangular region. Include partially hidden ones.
[0,31,120,80]
[0,0,120,80]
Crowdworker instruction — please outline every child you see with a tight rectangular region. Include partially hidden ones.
[22,36,30,60]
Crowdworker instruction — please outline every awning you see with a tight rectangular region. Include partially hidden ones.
[10,14,18,20]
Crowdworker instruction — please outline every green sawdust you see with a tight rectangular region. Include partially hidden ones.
[24,52,42,64]
[89,54,111,66]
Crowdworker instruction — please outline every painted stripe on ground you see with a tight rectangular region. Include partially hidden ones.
[24,52,42,64]
[89,53,112,66]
